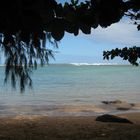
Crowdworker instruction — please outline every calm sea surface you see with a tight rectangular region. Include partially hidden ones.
[0,64,140,116]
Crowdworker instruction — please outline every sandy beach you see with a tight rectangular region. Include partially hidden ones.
[0,112,140,140]
[0,100,140,140]
[0,65,139,139]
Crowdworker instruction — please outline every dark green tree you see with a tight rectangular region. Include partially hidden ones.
[0,0,139,91]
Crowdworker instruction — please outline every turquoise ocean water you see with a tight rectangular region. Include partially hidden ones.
[0,64,140,116]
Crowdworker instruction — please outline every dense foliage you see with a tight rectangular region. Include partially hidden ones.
[0,0,139,91]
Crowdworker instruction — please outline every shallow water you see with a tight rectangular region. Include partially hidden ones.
[0,64,140,116]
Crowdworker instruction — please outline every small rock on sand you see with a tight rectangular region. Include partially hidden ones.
[102,100,122,105]
[101,100,136,111]
[96,114,133,124]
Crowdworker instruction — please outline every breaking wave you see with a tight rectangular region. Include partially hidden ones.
[70,63,118,66]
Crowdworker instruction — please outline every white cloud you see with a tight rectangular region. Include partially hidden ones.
[81,20,140,47]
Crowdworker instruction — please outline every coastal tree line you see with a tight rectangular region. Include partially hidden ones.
[0,0,140,91]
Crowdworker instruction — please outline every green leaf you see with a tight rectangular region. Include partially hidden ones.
[51,30,64,41]
[51,19,65,41]
[71,0,79,5]
[71,0,75,5]
[75,0,79,5]
[80,24,91,34]
[137,24,140,31]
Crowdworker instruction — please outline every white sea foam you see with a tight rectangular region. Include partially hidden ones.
[70,63,118,66]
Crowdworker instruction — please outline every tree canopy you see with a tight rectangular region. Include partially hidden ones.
[0,0,140,91]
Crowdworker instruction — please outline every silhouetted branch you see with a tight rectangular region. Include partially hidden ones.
[103,47,140,66]
[0,32,57,92]
[0,0,140,91]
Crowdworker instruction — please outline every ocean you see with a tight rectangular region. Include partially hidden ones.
[0,64,140,116]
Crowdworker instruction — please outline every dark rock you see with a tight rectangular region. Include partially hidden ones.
[130,103,135,107]
[96,114,133,124]
[102,100,122,105]
[102,101,110,104]
[117,107,130,111]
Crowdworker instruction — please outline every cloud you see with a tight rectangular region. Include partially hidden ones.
[81,20,140,47]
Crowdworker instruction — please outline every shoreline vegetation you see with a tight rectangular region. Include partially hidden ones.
[0,100,140,140]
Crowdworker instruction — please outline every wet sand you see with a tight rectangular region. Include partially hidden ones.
[0,100,140,116]
[0,112,140,140]
[0,100,140,140]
